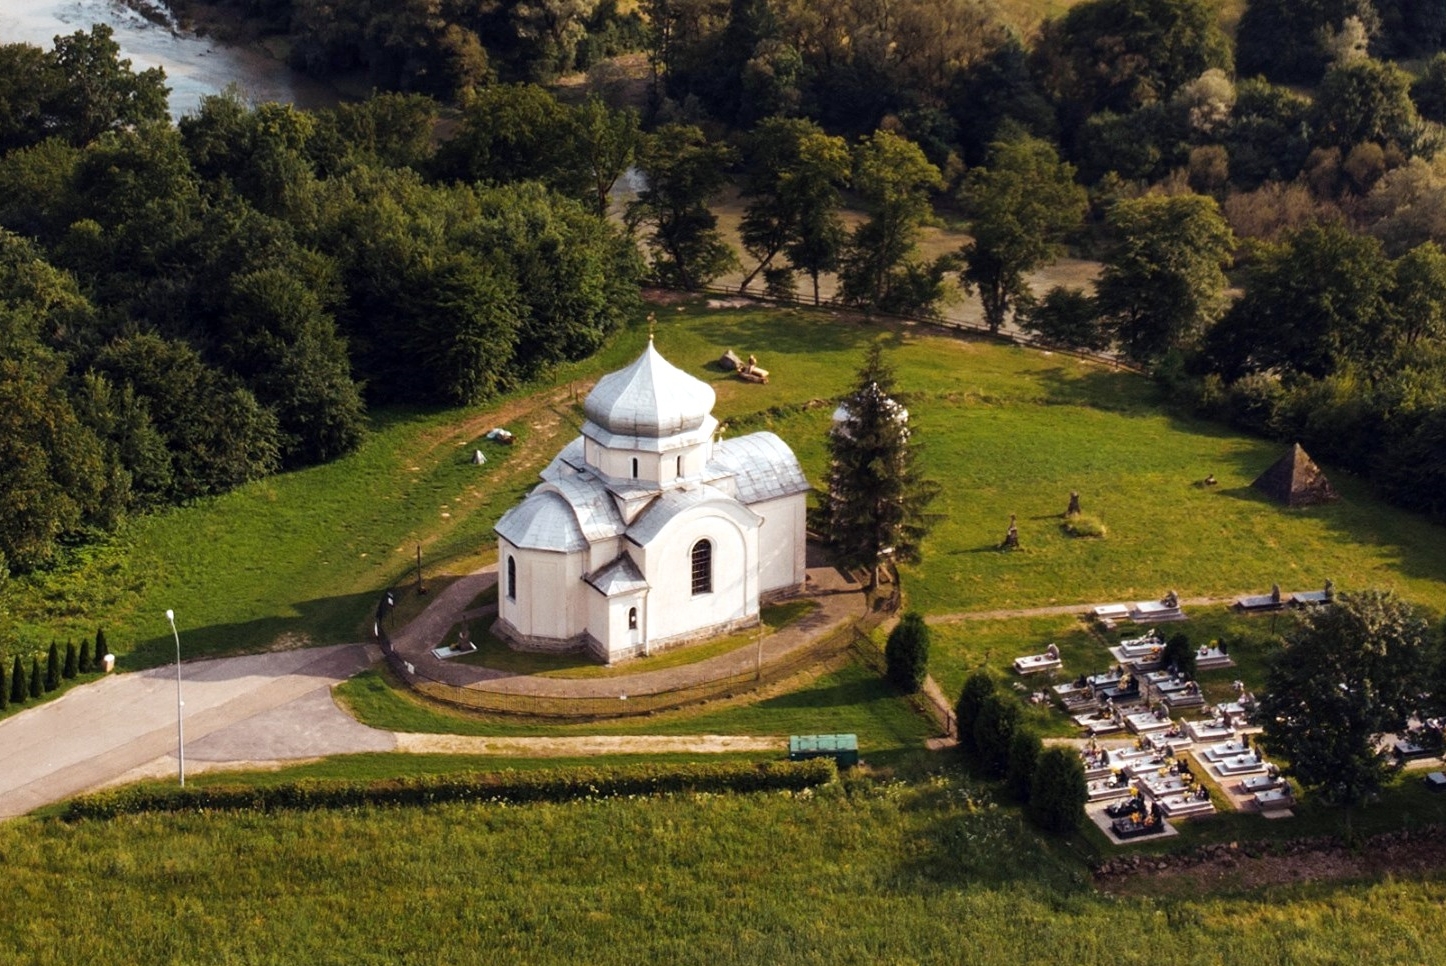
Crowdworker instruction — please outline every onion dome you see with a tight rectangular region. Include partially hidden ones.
[583,341,715,439]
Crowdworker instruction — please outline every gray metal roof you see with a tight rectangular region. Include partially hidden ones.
[583,341,716,439]
[494,491,588,553]
[585,554,650,597]
[709,432,811,504]
[541,436,586,481]
[626,483,761,546]
[542,473,626,543]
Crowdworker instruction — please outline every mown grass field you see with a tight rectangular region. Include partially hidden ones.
[6,774,1446,966]
[10,299,1445,677]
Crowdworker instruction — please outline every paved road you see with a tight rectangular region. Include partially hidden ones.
[0,643,390,818]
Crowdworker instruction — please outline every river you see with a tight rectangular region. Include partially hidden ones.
[0,0,339,118]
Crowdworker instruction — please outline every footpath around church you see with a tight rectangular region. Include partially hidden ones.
[385,550,867,703]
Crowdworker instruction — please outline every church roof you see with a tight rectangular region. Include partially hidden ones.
[583,341,715,439]
[494,491,588,553]
[544,474,626,542]
[585,554,650,597]
[710,432,811,503]
[626,484,761,547]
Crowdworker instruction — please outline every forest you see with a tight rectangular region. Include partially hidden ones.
[4,0,1446,585]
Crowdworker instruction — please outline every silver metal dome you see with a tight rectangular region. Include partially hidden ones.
[583,341,715,439]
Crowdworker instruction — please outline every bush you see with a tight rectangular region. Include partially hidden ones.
[1006,727,1043,803]
[63,759,840,821]
[0,661,6,711]
[973,692,1023,778]
[63,641,78,679]
[9,655,23,704]
[955,671,996,753]
[885,612,931,693]
[45,642,60,692]
[95,628,108,667]
[1028,746,1087,833]
[1062,512,1107,538]
[28,656,41,698]
[1161,632,1196,678]
[79,638,92,674]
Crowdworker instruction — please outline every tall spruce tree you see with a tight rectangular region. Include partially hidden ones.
[10,655,24,703]
[824,344,939,588]
[44,642,60,691]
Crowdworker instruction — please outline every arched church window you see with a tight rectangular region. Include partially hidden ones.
[507,556,517,601]
[631,457,639,478]
[676,455,683,478]
[628,607,638,630]
[691,539,712,595]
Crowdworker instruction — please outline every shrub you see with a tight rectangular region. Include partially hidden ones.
[1006,727,1043,803]
[64,759,840,821]
[9,655,23,704]
[885,612,931,693]
[1028,746,1087,834]
[95,628,108,667]
[955,671,996,753]
[29,656,41,698]
[45,643,60,692]
[1062,513,1107,538]
[63,641,78,679]
[1161,632,1196,678]
[0,660,6,711]
[79,638,92,674]
[973,692,1022,778]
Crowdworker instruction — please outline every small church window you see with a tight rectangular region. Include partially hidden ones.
[628,607,638,630]
[676,456,683,478]
[691,539,712,595]
[631,457,639,478]
[507,556,517,601]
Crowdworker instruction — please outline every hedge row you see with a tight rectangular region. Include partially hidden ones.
[64,758,838,821]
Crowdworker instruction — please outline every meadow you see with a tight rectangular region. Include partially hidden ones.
[6,774,1446,965]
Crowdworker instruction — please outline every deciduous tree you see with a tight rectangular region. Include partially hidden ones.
[959,135,1086,333]
[1258,590,1431,817]
[1095,193,1234,366]
[628,123,736,289]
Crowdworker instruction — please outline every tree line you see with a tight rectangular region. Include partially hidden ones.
[0,26,643,586]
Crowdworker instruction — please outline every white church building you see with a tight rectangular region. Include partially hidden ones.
[493,340,810,663]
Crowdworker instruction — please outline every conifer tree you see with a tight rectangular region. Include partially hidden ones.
[44,642,60,691]
[29,656,41,698]
[885,612,931,693]
[79,637,92,673]
[824,344,940,589]
[0,659,7,711]
[10,655,23,703]
[63,640,78,679]
[95,627,109,667]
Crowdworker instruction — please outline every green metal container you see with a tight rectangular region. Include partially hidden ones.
[788,733,859,767]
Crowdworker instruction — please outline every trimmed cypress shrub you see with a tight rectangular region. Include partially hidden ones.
[63,641,78,679]
[95,628,109,666]
[45,642,60,692]
[1028,746,1088,834]
[1006,727,1044,803]
[29,656,41,698]
[0,660,7,711]
[9,656,23,704]
[954,671,997,753]
[973,691,1023,778]
[79,638,92,674]
[885,612,931,693]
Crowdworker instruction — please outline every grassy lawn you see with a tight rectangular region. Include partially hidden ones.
[7,768,1446,965]
[337,656,934,751]
[8,299,1445,682]
[448,600,820,679]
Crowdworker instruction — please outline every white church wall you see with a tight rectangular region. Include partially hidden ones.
[502,544,586,643]
[635,508,759,646]
[751,493,807,596]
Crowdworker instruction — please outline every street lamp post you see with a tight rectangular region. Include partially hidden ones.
[165,609,185,786]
